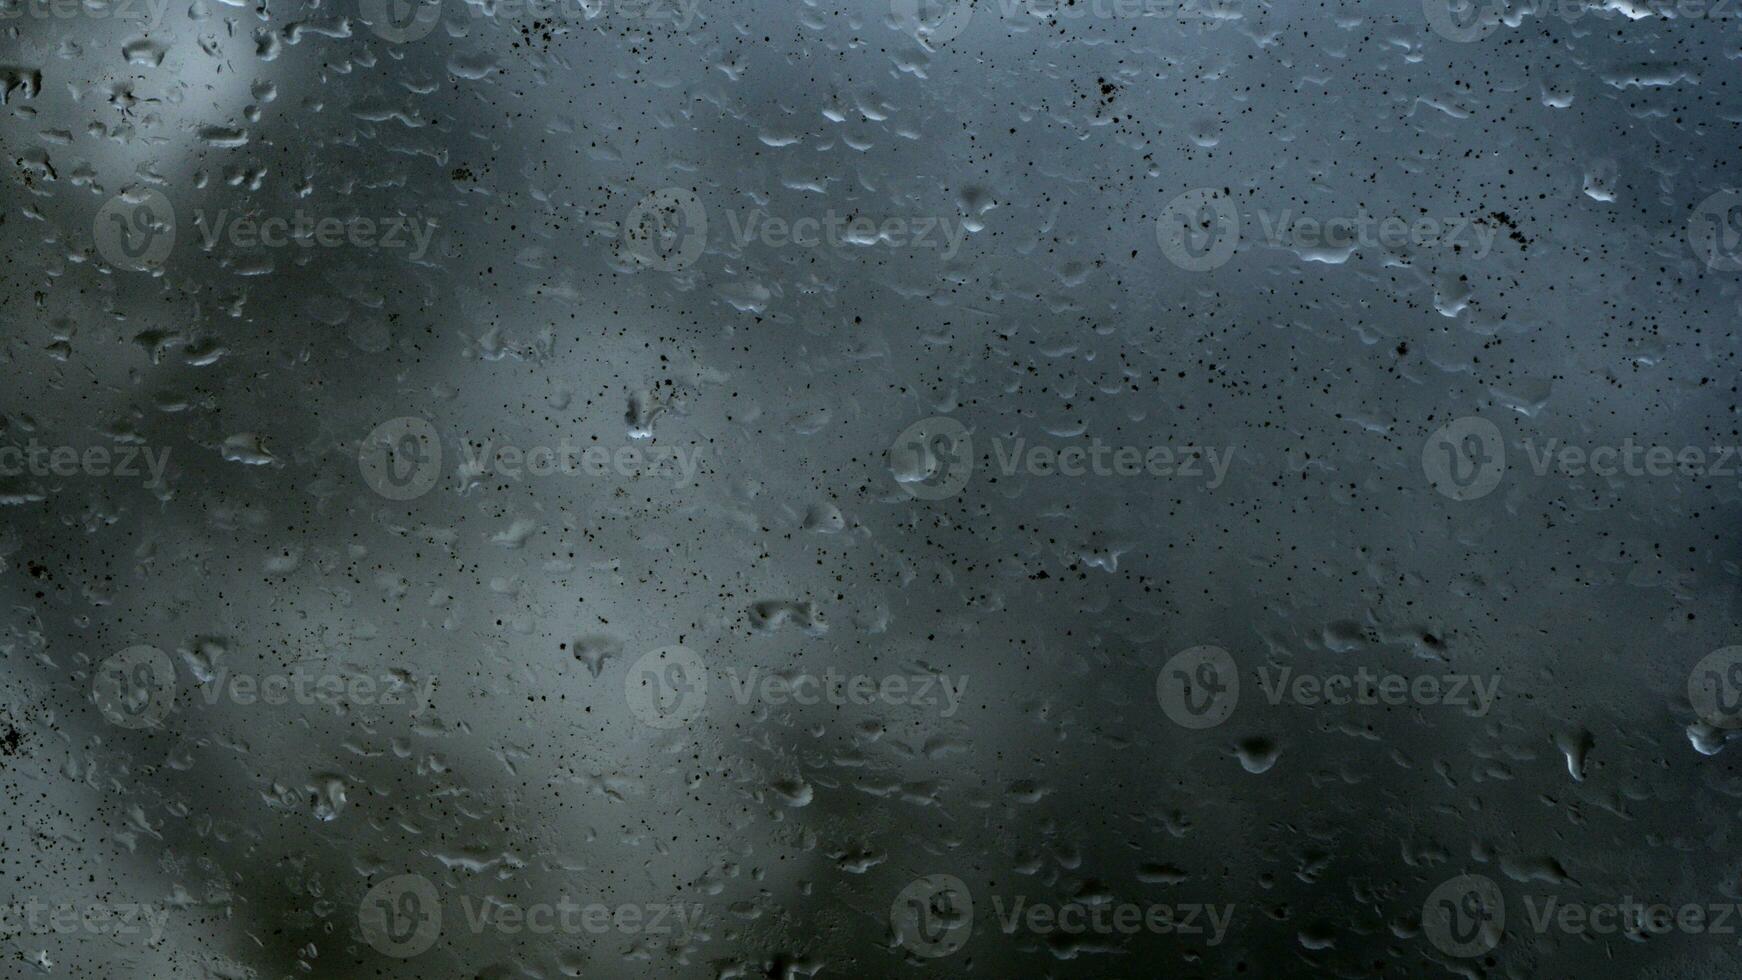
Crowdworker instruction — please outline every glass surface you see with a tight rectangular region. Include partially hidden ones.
[2,0,1740,975]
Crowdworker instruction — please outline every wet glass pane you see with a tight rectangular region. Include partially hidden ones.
[3,0,1740,975]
